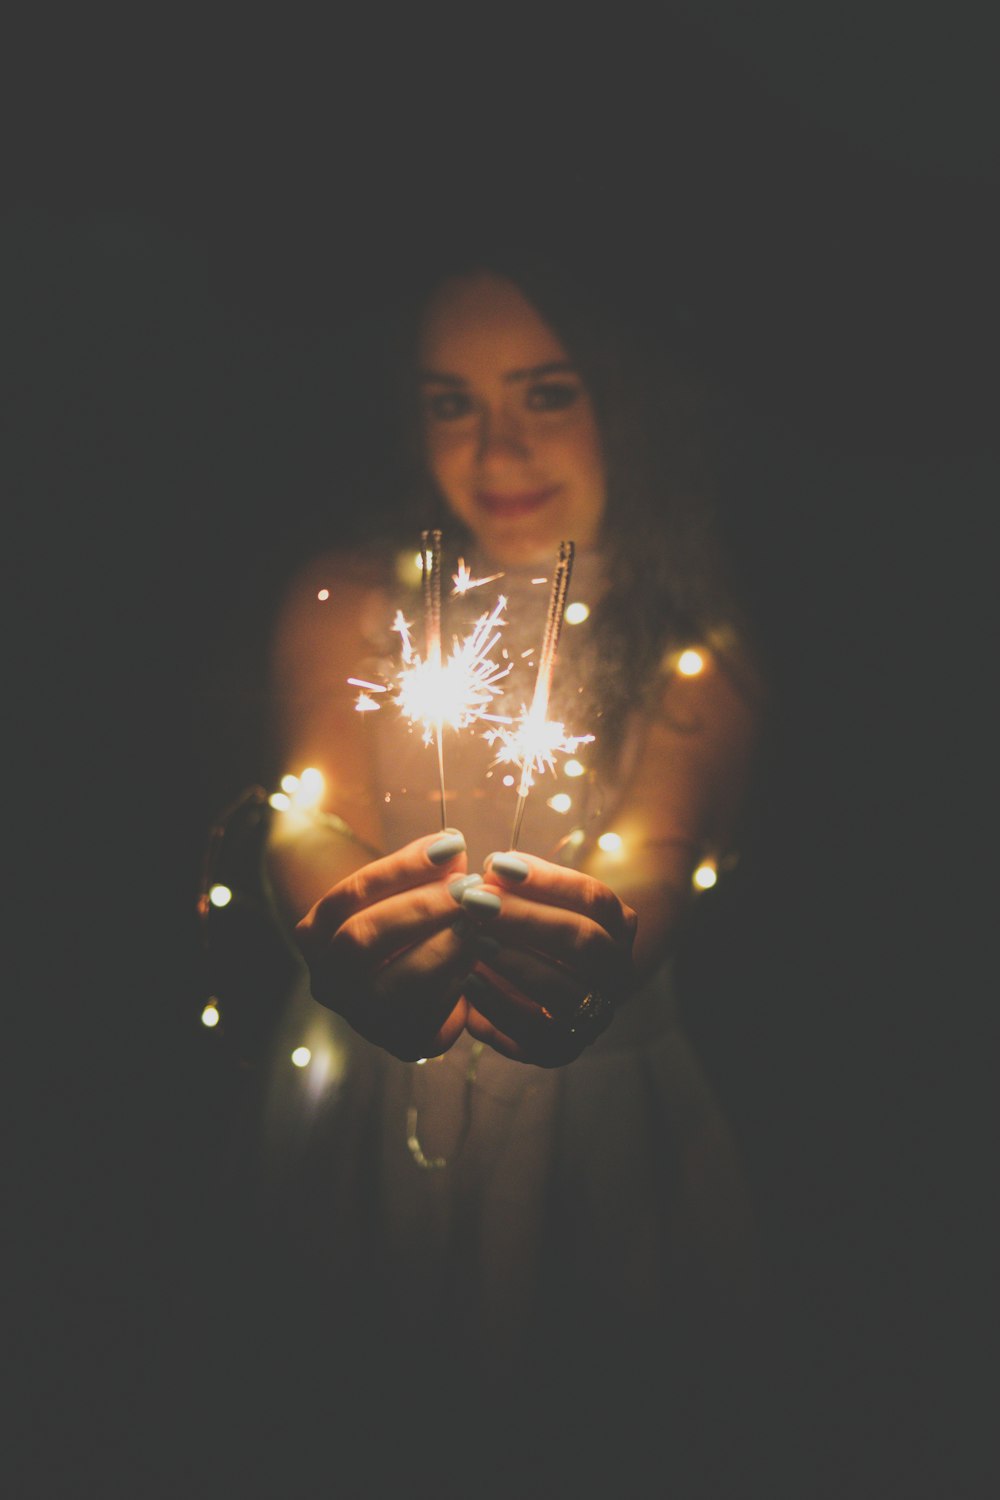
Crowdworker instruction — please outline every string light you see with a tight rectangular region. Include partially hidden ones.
[200,1001,220,1028]
[564,601,590,625]
[208,884,232,908]
[291,1047,311,1068]
[597,831,623,853]
[677,649,705,676]
[547,793,572,814]
[564,759,585,778]
[693,862,717,890]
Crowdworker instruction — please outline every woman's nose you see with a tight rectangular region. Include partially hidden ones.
[476,404,529,463]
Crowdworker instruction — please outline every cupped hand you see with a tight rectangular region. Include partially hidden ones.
[294,829,481,1061]
[457,851,638,1067]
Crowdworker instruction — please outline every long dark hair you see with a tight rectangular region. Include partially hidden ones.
[365,242,762,755]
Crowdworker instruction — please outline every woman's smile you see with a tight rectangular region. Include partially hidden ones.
[418,272,606,566]
[475,483,564,518]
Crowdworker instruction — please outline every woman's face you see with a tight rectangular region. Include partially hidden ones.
[418,272,606,567]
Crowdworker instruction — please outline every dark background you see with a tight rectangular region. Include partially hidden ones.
[6,6,995,1497]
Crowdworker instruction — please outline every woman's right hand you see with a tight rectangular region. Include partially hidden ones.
[294,830,480,1062]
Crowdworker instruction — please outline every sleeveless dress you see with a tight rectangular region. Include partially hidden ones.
[257,548,756,1467]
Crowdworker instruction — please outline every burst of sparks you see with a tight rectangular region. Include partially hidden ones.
[499,540,588,849]
[352,597,514,736]
[396,595,513,741]
[485,707,593,788]
[452,557,505,595]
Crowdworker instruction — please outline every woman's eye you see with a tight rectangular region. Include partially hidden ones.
[524,382,580,413]
[426,391,474,421]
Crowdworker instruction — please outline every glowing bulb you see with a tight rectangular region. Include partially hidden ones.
[200,1001,220,1028]
[394,551,425,587]
[564,759,585,778]
[296,767,324,808]
[208,884,232,908]
[317,588,330,601]
[693,862,717,890]
[597,831,623,853]
[291,1047,311,1068]
[269,792,291,811]
[280,773,300,793]
[564,601,590,625]
[678,649,705,676]
[547,793,572,814]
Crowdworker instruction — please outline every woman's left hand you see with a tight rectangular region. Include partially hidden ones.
[457,851,637,1066]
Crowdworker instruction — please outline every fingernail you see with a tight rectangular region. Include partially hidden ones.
[427,831,466,865]
[488,852,529,881]
[473,933,501,957]
[448,874,482,903]
[460,888,501,918]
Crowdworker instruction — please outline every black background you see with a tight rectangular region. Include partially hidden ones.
[5,6,995,1497]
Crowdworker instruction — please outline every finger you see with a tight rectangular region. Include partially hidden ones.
[304,829,468,937]
[464,968,581,1067]
[482,851,637,948]
[330,928,476,1061]
[457,885,633,997]
[311,877,476,982]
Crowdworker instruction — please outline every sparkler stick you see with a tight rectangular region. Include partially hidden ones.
[509,540,575,850]
[420,529,447,829]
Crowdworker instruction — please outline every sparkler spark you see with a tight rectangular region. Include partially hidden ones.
[350,535,514,826]
[488,541,592,849]
[452,557,505,595]
[395,594,513,737]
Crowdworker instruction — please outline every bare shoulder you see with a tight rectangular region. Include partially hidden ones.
[273,545,393,627]
[270,545,398,674]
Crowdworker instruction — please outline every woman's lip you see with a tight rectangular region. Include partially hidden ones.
[475,484,562,516]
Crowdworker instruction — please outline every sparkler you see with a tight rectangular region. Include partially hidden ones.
[421,529,447,827]
[485,541,593,850]
[350,533,514,828]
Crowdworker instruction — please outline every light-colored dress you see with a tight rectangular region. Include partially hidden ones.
[259,549,755,1402]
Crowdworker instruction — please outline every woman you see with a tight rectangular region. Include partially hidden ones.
[258,252,766,1484]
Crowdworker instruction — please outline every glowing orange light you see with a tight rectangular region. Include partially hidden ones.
[678,649,705,676]
[317,588,330,601]
[597,831,623,853]
[200,1001,220,1028]
[693,862,717,890]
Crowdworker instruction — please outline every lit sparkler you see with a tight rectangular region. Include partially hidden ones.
[350,531,514,828]
[485,541,593,849]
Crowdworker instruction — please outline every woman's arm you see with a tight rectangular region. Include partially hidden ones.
[575,642,761,978]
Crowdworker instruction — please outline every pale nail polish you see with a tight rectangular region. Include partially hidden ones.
[448,874,482,903]
[488,852,529,881]
[461,887,502,918]
[427,831,466,864]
